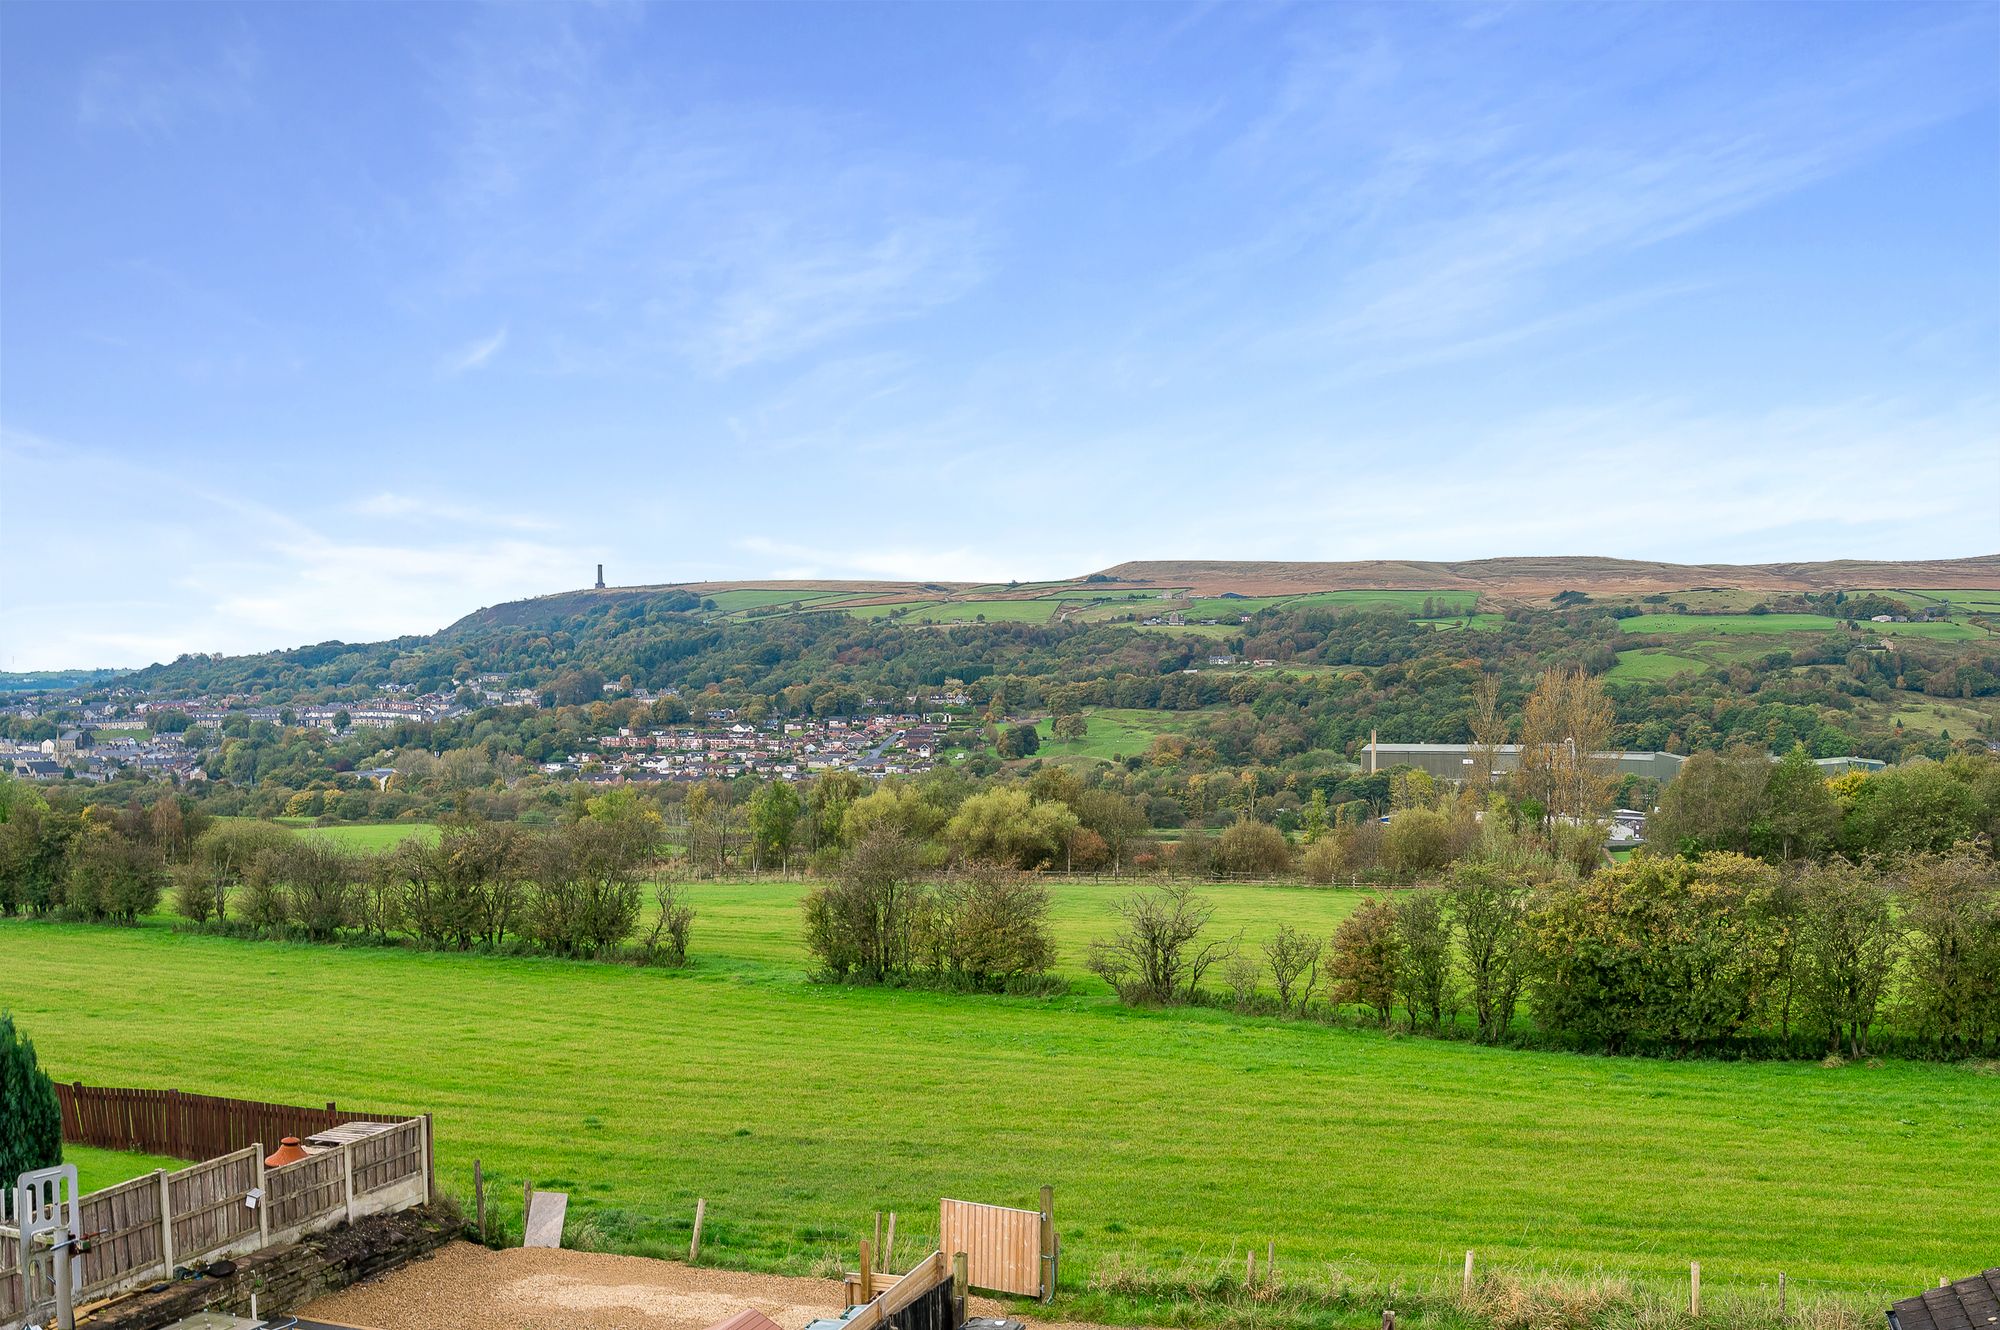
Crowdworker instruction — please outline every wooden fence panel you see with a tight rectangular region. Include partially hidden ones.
[0,1226,20,1323]
[75,1174,165,1295]
[55,1083,409,1161]
[168,1150,257,1266]
[940,1199,1042,1298]
[267,1152,343,1233]
[350,1120,424,1196]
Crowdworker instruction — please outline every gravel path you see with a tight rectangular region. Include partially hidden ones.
[302,1243,1115,1330]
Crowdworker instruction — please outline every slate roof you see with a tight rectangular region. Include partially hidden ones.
[1889,1270,2000,1330]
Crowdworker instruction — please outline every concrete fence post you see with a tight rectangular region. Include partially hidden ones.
[157,1169,175,1277]
[254,1145,270,1248]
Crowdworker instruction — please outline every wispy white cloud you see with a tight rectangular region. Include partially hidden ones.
[417,8,1001,376]
[439,325,509,374]
[0,433,587,667]
[77,32,260,134]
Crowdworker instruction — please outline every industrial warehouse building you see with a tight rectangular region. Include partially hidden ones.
[1363,741,1884,784]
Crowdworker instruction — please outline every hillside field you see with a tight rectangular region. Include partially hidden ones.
[5,897,1994,1305]
[1620,613,1986,641]
[264,819,441,851]
[1606,649,1708,681]
[1030,708,1195,762]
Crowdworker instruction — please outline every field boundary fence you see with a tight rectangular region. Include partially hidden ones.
[1,1116,432,1330]
[56,1082,421,1165]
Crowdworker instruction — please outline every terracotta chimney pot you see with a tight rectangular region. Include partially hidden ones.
[266,1136,309,1168]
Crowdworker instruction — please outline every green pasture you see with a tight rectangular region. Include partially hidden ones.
[257,818,441,851]
[848,599,1059,624]
[1888,695,1999,739]
[1427,614,1506,632]
[297,821,440,851]
[1868,618,1989,640]
[1128,622,1239,639]
[1606,649,1709,681]
[1180,590,1477,620]
[63,1144,189,1192]
[1031,708,1196,762]
[703,589,855,614]
[1866,588,2000,612]
[681,877,1366,986]
[4,918,1993,1302]
[1621,613,1985,641]
[1619,613,1847,636]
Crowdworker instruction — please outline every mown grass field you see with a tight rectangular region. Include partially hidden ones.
[64,1143,189,1191]
[4,916,1993,1303]
[263,819,440,851]
[1607,649,1709,681]
[1031,708,1196,762]
[684,878,1367,987]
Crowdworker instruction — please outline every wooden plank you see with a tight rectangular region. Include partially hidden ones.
[880,1252,947,1315]
[524,1190,567,1248]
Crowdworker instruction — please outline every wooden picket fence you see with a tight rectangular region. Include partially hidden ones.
[56,1083,411,1163]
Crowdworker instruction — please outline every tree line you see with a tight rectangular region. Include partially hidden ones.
[0,782,693,966]
[1087,846,1999,1059]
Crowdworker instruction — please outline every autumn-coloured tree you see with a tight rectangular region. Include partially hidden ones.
[1515,667,1614,821]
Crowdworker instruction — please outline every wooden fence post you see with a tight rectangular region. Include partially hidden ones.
[342,1142,356,1225]
[1266,1239,1275,1285]
[473,1160,486,1241]
[1463,1250,1474,1295]
[874,1212,882,1267]
[1245,1250,1255,1285]
[1690,1262,1701,1317]
[859,1239,874,1303]
[1039,1184,1055,1302]
[885,1212,896,1272]
[1778,1272,1786,1316]
[1382,1311,1395,1330]
[953,1251,968,1302]
[157,1170,175,1275]
[690,1198,706,1264]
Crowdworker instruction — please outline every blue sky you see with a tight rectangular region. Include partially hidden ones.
[2,1,1996,668]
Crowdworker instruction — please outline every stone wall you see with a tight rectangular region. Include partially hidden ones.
[77,1205,459,1330]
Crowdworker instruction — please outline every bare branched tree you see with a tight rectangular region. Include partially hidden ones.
[1088,881,1238,1005]
[1262,924,1323,1016]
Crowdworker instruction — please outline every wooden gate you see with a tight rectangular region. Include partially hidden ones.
[939,1195,1050,1299]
